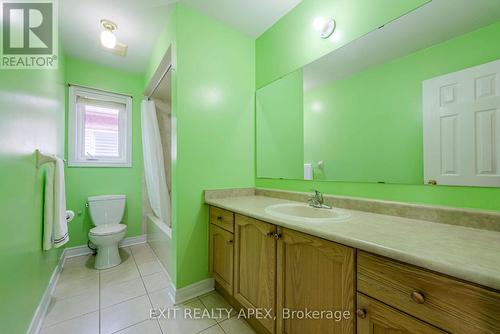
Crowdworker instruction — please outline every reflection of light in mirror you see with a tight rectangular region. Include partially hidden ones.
[311,102,323,112]
[313,17,328,32]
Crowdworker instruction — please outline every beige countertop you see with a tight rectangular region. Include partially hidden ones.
[206,195,500,291]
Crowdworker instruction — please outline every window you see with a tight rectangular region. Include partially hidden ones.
[68,85,132,167]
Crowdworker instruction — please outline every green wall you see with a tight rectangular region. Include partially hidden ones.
[145,3,256,288]
[258,22,500,211]
[255,0,429,88]
[64,57,144,247]
[0,58,66,331]
[172,4,255,288]
[257,69,304,179]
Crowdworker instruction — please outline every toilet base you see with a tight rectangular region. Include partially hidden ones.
[88,226,127,270]
[94,244,122,269]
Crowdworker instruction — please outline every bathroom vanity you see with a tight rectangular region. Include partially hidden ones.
[206,189,500,334]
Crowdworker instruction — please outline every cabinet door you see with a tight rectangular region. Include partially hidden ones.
[209,224,234,294]
[234,214,277,333]
[276,227,355,334]
[357,294,446,334]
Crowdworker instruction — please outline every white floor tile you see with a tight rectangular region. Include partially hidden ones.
[199,324,225,334]
[39,311,99,334]
[137,259,163,276]
[131,245,156,261]
[100,262,140,286]
[100,277,147,308]
[64,255,94,269]
[142,272,170,293]
[59,265,99,282]
[43,292,99,328]
[100,295,152,334]
[199,291,235,322]
[53,275,99,300]
[157,299,217,334]
[148,288,174,309]
[219,317,257,334]
[114,319,162,334]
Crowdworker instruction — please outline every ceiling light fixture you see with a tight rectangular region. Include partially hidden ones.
[313,17,336,39]
[100,19,117,49]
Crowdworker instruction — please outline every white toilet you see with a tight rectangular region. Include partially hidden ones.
[87,195,127,269]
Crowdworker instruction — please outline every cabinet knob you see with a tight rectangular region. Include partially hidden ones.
[411,291,425,304]
[227,240,233,244]
[266,232,274,238]
[217,216,223,220]
[356,309,367,319]
[273,233,282,240]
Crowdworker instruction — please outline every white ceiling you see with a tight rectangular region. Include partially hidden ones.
[60,0,175,74]
[181,0,302,37]
[60,0,301,73]
[304,0,500,91]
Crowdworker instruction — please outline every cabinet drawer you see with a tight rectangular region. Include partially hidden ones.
[209,206,234,233]
[357,251,500,334]
[357,293,446,334]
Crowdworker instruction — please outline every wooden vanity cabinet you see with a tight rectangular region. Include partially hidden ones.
[208,205,500,334]
[276,227,355,334]
[234,214,277,333]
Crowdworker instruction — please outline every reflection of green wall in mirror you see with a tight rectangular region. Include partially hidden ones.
[258,21,500,211]
[257,70,304,179]
[255,0,430,88]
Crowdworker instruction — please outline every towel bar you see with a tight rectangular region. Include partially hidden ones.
[35,149,66,168]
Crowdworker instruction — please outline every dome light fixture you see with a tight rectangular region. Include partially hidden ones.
[314,17,336,39]
[319,19,336,39]
[100,19,117,49]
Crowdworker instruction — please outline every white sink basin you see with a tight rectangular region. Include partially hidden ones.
[264,203,351,223]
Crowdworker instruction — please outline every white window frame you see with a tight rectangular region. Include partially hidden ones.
[68,85,132,167]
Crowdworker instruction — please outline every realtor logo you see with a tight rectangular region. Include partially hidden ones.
[1,0,58,69]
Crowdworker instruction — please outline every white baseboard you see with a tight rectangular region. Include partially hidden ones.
[120,234,147,247]
[26,254,64,334]
[171,278,215,305]
[147,247,214,306]
[28,234,147,334]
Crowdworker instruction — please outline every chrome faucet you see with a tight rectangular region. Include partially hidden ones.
[308,189,332,209]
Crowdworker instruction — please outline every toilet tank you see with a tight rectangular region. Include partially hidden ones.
[87,195,126,225]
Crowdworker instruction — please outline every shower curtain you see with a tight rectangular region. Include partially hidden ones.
[141,99,170,225]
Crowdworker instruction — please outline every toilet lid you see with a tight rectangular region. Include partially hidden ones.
[89,224,126,236]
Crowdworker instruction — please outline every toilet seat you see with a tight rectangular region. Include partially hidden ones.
[89,223,126,236]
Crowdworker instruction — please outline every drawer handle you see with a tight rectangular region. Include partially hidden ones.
[217,216,223,220]
[411,291,425,304]
[356,309,367,319]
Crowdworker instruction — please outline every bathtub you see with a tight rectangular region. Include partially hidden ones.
[146,213,173,279]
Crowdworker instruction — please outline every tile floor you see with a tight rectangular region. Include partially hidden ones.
[40,243,256,334]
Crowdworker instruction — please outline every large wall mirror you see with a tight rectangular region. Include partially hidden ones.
[256,0,500,186]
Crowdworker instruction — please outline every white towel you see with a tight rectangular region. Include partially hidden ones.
[43,157,69,250]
